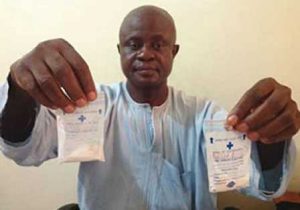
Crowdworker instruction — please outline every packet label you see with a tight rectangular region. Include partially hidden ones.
[56,92,105,163]
[204,120,251,192]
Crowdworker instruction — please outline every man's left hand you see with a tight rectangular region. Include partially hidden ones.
[227,78,300,144]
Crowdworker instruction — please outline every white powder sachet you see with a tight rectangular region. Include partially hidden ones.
[204,119,251,192]
[56,92,105,163]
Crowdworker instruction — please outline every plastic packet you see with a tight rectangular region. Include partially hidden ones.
[203,119,251,192]
[56,92,105,163]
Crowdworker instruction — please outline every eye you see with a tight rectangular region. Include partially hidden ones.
[127,41,140,51]
[152,42,162,50]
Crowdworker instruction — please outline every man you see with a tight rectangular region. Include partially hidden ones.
[0,5,299,210]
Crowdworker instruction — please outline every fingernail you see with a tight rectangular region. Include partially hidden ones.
[76,98,87,107]
[224,124,233,131]
[227,115,238,126]
[236,123,249,132]
[261,138,271,144]
[64,105,75,113]
[87,91,97,101]
[248,132,260,141]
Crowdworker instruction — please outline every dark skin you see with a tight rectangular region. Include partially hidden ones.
[10,38,97,112]
[2,6,300,170]
[117,6,179,106]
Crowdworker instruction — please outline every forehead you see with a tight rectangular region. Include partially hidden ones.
[119,12,175,42]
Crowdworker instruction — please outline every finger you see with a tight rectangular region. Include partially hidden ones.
[260,122,300,144]
[237,86,290,132]
[247,101,298,140]
[43,50,87,107]
[57,40,97,101]
[27,59,75,112]
[11,65,54,108]
[28,83,56,109]
[227,78,277,127]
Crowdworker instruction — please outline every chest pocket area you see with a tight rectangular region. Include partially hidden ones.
[154,159,192,210]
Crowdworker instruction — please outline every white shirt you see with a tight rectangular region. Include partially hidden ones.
[0,81,296,210]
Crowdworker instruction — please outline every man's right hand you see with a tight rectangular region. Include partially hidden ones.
[10,38,96,113]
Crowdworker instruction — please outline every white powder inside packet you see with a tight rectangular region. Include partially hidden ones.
[204,119,251,192]
[56,92,105,163]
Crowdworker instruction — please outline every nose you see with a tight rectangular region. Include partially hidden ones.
[137,45,154,61]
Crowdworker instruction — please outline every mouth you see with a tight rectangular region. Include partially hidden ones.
[134,66,158,72]
[133,67,158,78]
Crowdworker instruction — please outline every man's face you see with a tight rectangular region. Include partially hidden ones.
[118,13,179,89]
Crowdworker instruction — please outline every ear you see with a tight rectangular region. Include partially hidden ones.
[172,44,180,57]
[117,44,121,54]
